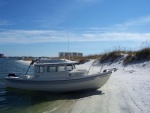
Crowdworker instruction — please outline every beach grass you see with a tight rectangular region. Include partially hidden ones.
[75,46,150,65]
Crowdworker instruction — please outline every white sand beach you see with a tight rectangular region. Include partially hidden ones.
[70,60,150,113]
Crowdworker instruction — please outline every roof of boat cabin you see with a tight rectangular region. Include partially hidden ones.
[34,59,77,66]
[34,62,76,66]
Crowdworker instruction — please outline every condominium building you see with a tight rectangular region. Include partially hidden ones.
[59,52,83,58]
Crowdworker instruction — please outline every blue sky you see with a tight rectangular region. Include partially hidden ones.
[0,0,150,57]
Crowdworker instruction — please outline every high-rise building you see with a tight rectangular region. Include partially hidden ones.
[59,52,83,58]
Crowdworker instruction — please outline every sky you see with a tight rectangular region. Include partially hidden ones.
[0,0,150,57]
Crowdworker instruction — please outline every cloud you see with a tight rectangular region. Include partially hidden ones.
[125,15,150,26]
[110,15,150,32]
[0,30,71,44]
[0,29,150,44]
[80,32,150,42]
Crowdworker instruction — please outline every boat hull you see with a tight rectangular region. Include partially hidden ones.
[4,72,112,92]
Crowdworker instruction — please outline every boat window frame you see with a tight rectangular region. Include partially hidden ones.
[57,65,66,72]
[66,64,74,71]
[47,66,57,72]
[36,65,45,73]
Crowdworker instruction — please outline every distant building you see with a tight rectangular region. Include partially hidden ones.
[59,52,83,58]
[0,54,4,58]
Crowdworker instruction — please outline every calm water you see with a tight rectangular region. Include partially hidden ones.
[0,59,100,113]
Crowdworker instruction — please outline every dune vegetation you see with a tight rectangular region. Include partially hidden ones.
[77,46,150,65]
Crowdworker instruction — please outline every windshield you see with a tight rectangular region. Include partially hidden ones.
[66,64,75,71]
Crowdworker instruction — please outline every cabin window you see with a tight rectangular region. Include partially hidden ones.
[36,66,45,73]
[58,66,65,72]
[47,66,57,72]
[66,65,73,71]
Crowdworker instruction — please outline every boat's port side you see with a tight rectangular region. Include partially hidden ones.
[4,60,114,92]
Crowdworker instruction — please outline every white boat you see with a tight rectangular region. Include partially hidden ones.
[4,59,117,92]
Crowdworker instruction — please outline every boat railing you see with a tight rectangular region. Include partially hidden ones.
[87,61,117,74]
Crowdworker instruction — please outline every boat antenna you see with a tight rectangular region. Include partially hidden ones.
[67,26,70,60]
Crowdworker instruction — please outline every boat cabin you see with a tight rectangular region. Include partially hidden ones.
[34,62,87,79]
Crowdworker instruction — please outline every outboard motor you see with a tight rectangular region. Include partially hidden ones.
[8,73,17,77]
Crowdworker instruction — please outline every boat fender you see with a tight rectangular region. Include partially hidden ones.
[8,73,17,77]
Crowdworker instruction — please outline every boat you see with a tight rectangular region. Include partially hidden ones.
[4,59,117,92]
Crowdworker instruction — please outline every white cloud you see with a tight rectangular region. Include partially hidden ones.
[110,15,150,32]
[0,30,67,43]
[80,32,150,42]
[126,15,150,25]
[0,29,150,44]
